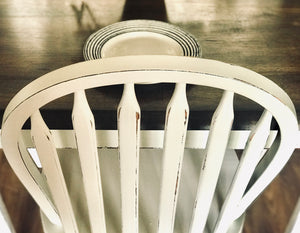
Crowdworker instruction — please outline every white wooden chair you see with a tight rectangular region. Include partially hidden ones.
[1,55,298,233]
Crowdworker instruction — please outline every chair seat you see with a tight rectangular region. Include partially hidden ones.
[40,148,244,233]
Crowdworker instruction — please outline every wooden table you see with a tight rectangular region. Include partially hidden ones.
[0,0,299,232]
[0,0,299,128]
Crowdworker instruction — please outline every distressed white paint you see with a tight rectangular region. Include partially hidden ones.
[214,110,272,232]
[72,90,106,233]
[16,138,60,226]
[0,129,284,150]
[157,83,189,233]
[189,91,234,233]
[14,138,61,225]
[117,83,140,233]
[1,56,298,233]
[31,111,79,233]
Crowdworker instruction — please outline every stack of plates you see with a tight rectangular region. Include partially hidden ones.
[83,20,201,59]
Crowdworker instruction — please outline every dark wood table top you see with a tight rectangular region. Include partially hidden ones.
[0,0,299,129]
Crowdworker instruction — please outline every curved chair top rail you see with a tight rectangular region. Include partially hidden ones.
[2,55,296,122]
[1,55,299,230]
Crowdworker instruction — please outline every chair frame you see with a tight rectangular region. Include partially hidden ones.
[1,55,298,233]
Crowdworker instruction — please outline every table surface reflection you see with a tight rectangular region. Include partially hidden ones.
[0,0,299,128]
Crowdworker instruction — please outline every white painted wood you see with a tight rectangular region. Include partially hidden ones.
[31,111,79,233]
[36,148,244,233]
[213,110,272,232]
[72,90,106,233]
[189,91,234,233]
[16,138,60,225]
[117,83,140,233]
[157,83,189,233]
[1,129,284,150]
[1,56,298,233]
[285,197,300,233]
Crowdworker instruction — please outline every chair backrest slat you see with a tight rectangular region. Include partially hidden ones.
[157,83,189,233]
[117,84,141,233]
[16,138,60,224]
[31,111,79,233]
[214,110,272,232]
[72,90,107,233]
[1,56,298,233]
[189,91,234,233]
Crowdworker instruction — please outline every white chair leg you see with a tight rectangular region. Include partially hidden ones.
[285,197,300,233]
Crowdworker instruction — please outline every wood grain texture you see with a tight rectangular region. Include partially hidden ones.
[243,149,300,233]
[0,0,299,123]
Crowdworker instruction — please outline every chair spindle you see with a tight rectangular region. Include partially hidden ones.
[31,111,79,233]
[17,138,60,224]
[157,83,189,233]
[214,110,272,232]
[72,90,107,233]
[189,91,234,233]
[117,84,141,233]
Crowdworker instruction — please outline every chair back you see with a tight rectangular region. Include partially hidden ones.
[1,56,298,233]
